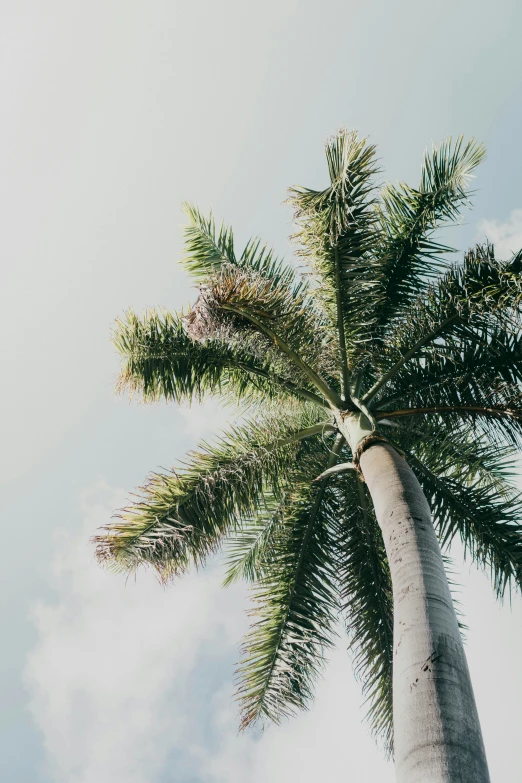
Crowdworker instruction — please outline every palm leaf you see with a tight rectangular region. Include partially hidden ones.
[289,129,381,376]
[94,408,334,580]
[336,472,394,753]
[113,308,327,408]
[389,421,522,596]
[184,264,343,407]
[236,442,341,728]
[373,137,485,325]
[362,243,522,405]
[223,494,284,586]
[377,325,522,410]
[182,202,304,294]
[374,322,522,446]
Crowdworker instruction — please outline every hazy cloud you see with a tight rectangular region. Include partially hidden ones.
[24,481,246,783]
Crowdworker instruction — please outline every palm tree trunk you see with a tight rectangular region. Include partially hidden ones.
[359,442,490,783]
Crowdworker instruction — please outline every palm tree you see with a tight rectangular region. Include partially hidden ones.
[94,130,522,782]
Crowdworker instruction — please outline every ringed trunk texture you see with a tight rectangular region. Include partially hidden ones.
[359,443,490,783]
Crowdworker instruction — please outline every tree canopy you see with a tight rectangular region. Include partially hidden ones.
[94,130,522,752]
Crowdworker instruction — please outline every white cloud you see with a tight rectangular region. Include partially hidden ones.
[24,480,246,783]
[477,208,522,258]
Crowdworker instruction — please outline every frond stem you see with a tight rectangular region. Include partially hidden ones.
[223,304,344,409]
[352,367,365,398]
[334,246,351,397]
[375,405,522,422]
[278,422,337,445]
[361,315,459,405]
[236,362,330,409]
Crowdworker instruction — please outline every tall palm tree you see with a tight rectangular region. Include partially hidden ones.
[94,130,522,782]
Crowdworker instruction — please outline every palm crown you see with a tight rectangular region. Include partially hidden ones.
[95,130,522,751]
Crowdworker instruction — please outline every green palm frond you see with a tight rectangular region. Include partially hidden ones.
[415,463,522,598]
[94,407,334,580]
[362,243,522,405]
[181,203,236,279]
[377,325,522,410]
[337,473,394,753]
[390,421,522,596]
[381,404,522,451]
[374,323,522,446]
[289,130,380,377]
[389,417,520,488]
[112,308,327,408]
[373,137,485,325]
[236,440,342,728]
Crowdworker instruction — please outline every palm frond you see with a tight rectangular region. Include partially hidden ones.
[182,202,304,294]
[373,137,485,325]
[390,421,522,597]
[112,308,327,408]
[223,494,284,586]
[94,408,334,580]
[374,322,522,446]
[336,473,394,753]
[362,243,522,405]
[236,442,342,728]
[378,404,522,450]
[376,324,522,410]
[289,129,381,372]
[181,202,235,279]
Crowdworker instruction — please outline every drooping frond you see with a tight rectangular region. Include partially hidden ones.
[373,137,485,325]
[112,308,327,408]
[236,440,342,728]
[336,472,394,752]
[289,130,381,373]
[389,421,522,597]
[94,407,334,580]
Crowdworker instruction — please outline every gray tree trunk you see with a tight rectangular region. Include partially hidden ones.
[359,442,490,783]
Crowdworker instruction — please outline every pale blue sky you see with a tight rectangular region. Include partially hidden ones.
[2,1,522,781]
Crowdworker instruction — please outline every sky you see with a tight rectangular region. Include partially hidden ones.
[2,1,522,781]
